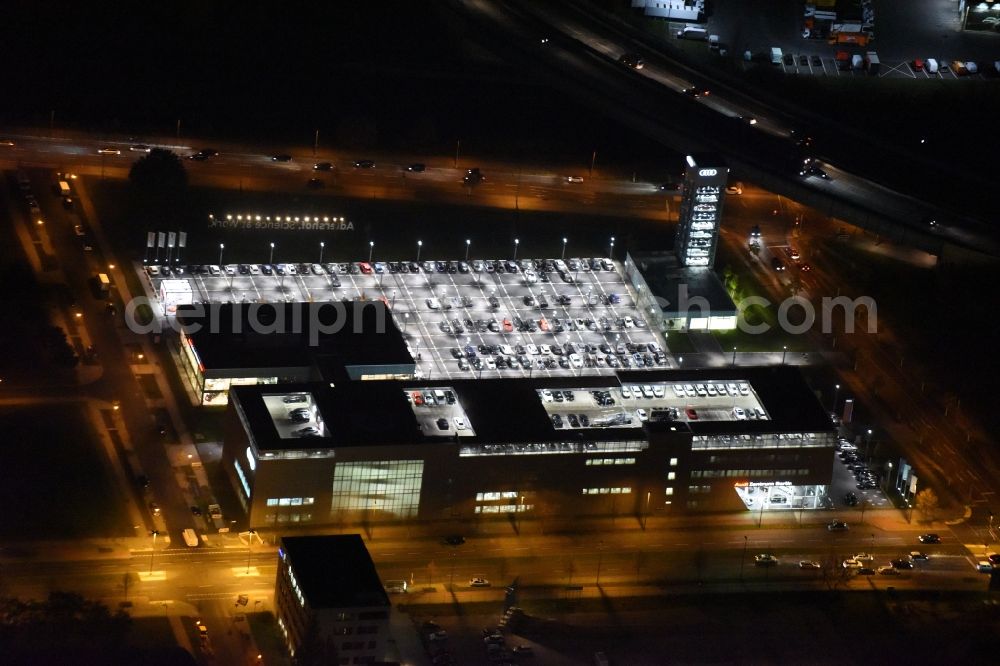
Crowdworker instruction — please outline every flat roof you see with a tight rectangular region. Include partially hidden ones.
[233,367,832,452]
[629,252,736,315]
[176,301,412,372]
[280,534,389,609]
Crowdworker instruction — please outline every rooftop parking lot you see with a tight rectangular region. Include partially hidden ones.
[142,257,669,380]
[537,380,768,431]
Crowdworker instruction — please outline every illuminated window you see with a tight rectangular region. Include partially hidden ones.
[669,457,678,466]
[667,472,676,480]
[665,487,674,496]
[267,498,279,507]
[331,460,424,519]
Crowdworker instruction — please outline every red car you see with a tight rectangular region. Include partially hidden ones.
[359,262,373,274]
[502,318,513,332]
[685,407,699,420]
[912,58,924,72]
[538,318,550,332]
[412,391,424,405]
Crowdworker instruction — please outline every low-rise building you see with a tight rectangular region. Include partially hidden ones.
[223,367,835,528]
[275,534,391,665]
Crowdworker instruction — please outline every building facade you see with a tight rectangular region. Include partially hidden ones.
[275,534,391,665]
[675,154,729,269]
[223,368,835,529]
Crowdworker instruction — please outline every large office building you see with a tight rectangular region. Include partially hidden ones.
[275,534,392,665]
[176,301,415,405]
[222,366,836,529]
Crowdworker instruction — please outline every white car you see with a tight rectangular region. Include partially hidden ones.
[566,175,584,183]
[526,344,539,355]
[652,385,665,398]
[249,264,261,275]
[539,344,551,355]
[684,384,696,397]
[454,417,467,431]
[726,383,739,396]
[641,385,654,399]
[540,389,553,402]
[738,383,750,396]
[733,407,747,420]
[569,353,583,368]
[706,384,718,397]
[426,298,441,310]
[500,344,514,355]
[636,408,648,422]
[672,384,686,397]
[695,384,708,397]
[853,553,875,563]
[620,386,632,399]
[469,577,491,587]
[485,357,496,370]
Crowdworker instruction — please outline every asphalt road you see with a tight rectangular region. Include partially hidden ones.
[457,0,997,255]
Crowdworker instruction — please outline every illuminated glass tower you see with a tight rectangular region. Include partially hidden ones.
[675,154,729,269]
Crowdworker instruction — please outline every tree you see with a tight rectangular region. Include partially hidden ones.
[128,148,188,225]
[916,488,940,522]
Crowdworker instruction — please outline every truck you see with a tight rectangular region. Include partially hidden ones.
[864,51,880,75]
[771,47,783,65]
[708,34,720,51]
[97,273,111,295]
[182,528,200,548]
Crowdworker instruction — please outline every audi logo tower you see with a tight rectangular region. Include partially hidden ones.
[675,154,729,269]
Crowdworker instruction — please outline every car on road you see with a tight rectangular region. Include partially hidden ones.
[682,86,710,98]
[977,561,994,573]
[842,559,861,570]
[406,163,426,172]
[827,520,849,531]
[149,502,161,515]
[189,148,218,161]
[771,257,786,271]
[97,147,121,155]
[909,551,928,561]
[988,553,1000,566]
[853,553,874,563]
[918,533,941,544]
[566,175,584,183]
[469,577,491,587]
[271,154,292,162]
[313,162,333,171]
[190,506,202,516]
[619,52,644,69]
[130,144,151,152]
[443,535,465,546]
[891,558,914,570]
[754,553,778,567]
[878,565,900,576]
[354,159,375,168]
[799,560,821,569]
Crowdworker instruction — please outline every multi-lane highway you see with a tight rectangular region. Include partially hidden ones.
[452,0,998,256]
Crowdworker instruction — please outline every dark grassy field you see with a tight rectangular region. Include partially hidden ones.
[0,405,132,539]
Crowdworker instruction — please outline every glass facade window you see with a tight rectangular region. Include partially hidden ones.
[585,457,636,466]
[460,440,647,457]
[233,458,251,499]
[692,432,834,451]
[692,468,809,479]
[582,487,632,495]
[330,460,424,519]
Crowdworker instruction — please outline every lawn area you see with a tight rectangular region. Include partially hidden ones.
[0,404,133,539]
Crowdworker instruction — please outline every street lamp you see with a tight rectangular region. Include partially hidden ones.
[246,529,257,574]
[149,530,160,575]
[781,345,788,364]
[740,535,748,580]
[595,540,604,586]
[643,490,651,530]
[731,346,737,367]
[832,383,840,412]
[609,236,615,258]
[561,237,568,261]
[513,238,519,261]
[319,241,325,264]
[268,242,275,265]
[403,312,410,334]
[465,239,471,262]
[416,240,422,263]
[368,240,374,264]
[517,495,524,534]
[218,243,225,267]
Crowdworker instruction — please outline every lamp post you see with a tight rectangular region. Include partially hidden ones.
[731,346,737,367]
[268,242,275,265]
[416,240,422,264]
[865,428,873,463]
[643,490,651,530]
[608,236,615,258]
[218,243,225,268]
[781,345,788,364]
[561,237,568,261]
[595,540,604,586]
[368,241,374,264]
[319,241,325,264]
[465,239,471,262]
[403,312,410,334]
[740,535,748,580]
[517,495,524,534]
[149,530,159,575]
[246,529,257,574]
[513,238,519,261]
